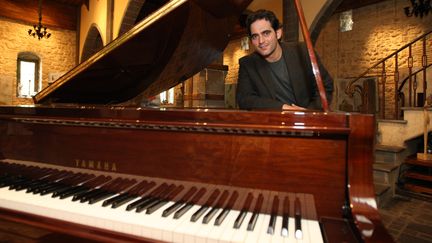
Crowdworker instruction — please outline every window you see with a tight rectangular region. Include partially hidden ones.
[17,52,40,98]
[160,87,175,105]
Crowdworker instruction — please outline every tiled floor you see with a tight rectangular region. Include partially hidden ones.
[379,195,432,243]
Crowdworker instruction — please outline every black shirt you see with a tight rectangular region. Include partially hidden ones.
[268,55,296,105]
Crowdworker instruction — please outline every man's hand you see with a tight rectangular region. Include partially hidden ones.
[282,104,306,110]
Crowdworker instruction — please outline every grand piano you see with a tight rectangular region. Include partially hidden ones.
[0,0,393,242]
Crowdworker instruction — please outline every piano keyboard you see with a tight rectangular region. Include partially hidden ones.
[0,160,324,243]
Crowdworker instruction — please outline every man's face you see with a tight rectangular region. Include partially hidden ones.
[249,18,282,62]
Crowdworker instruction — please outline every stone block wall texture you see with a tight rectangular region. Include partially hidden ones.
[315,0,431,115]
[223,0,431,110]
[0,17,76,105]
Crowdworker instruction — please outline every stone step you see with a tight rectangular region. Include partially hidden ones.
[373,162,399,184]
[374,183,392,207]
[375,144,406,165]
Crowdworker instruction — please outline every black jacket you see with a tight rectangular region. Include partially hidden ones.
[236,42,333,110]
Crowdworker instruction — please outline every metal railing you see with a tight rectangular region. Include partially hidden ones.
[345,29,432,119]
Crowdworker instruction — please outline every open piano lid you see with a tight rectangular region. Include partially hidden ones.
[33,0,252,105]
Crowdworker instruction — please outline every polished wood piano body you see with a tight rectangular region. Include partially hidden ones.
[0,106,392,242]
[0,0,393,242]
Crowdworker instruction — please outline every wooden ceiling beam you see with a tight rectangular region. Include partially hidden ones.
[0,0,79,30]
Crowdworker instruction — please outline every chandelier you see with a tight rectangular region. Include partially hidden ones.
[404,0,431,18]
[28,0,51,40]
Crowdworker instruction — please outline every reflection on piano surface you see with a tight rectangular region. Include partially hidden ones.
[0,0,394,242]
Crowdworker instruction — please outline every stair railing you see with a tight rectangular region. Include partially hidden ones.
[345,29,432,119]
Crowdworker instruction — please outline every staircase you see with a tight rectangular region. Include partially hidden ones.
[341,30,432,206]
[373,108,430,206]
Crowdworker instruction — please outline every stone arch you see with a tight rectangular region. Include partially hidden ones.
[310,0,344,44]
[118,0,146,37]
[118,0,169,37]
[81,24,103,62]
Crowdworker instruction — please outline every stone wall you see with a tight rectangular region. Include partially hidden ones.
[0,17,76,105]
[316,0,430,79]
[315,0,431,114]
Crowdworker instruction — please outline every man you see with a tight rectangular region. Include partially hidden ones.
[236,9,333,110]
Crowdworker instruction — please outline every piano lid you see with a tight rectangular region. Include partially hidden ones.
[33,0,252,105]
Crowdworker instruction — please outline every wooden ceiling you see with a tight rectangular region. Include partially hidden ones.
[0,0,85,30]
[0,0,389,31]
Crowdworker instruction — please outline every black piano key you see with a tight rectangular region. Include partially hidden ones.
[0,175,16,187]
[233,193,253,229]
[234,210,247,229]
[53,185,85,198]
[215,191,239,226]
[146,184,183,215]
[8,177,32,190]
[162,187,197,217]
[247,212,259,231]
[203,207,219,224]
[89,191,116,204]
[43,184,70,196]
[281,196,290,237]
[268,214,277,235]
[102,193,128,207]
[77,188,105,203]
[173,187,206,219]
[294,197,303,240]
[26,180,51,194]
[146,199,169,215]
[126,183,168,211]
[215,208,230,226]
[62,186,90,200]
[163,201,184,217]
[247,194,263,231]
[135,184,175,213]
[267,195,279,235]
[203,190,229,224]
[106,181,154,208]
[281,213,289,237]
[190,189,220,222]
[39,182,67,195]
[112,194,138,209]
[190,205,209,222]
[174,203,193,219]
[126,195,153,211]
[136,197,160,213]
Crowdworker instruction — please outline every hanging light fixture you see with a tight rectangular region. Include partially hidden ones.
[28,0,51,40]
[404,0,431,18]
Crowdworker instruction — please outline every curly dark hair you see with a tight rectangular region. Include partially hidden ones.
[245,9,281,36]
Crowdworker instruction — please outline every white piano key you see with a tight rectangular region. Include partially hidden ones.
[0,161,325,243]
[215,189,252,243]
[205,189,248,243]
[304,194,324,243]
[191,187,231,243]
[171,186,216,243]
